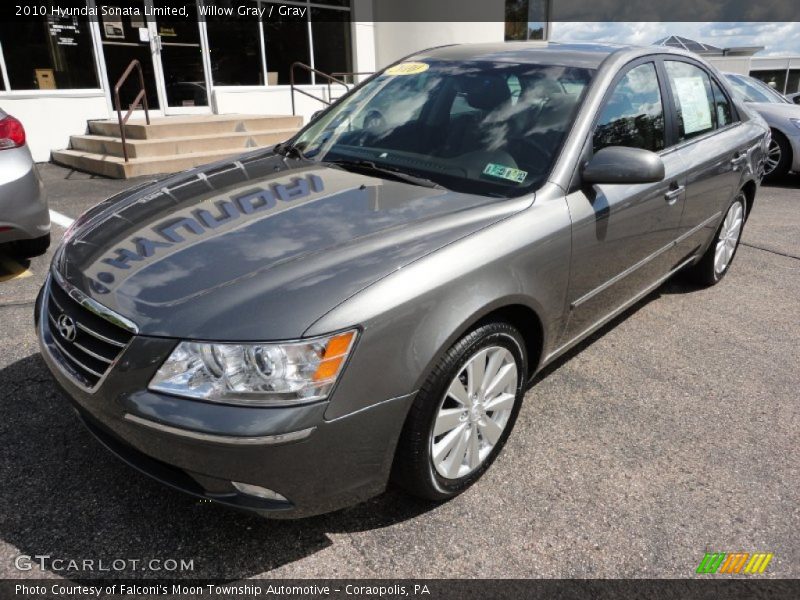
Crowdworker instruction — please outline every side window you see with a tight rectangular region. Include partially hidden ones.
[593,63,665,153]
[710,78,735,128]
[664,61,716,140]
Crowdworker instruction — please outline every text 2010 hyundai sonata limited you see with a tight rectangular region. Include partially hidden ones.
[37,43,767,517]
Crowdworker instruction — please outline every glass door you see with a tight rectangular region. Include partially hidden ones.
[150,1,211,113]
[97,0,161,112]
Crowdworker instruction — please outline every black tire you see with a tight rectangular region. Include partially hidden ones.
[9,233,50,259]
[764,130,792,180]
[392,321,528,501]
[684,193,746,287]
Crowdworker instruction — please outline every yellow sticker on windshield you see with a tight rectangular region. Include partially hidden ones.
[385,62,430,76]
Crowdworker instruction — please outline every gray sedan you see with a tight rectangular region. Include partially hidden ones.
[36,43,767,518]
[0,108,50,257]
[725,73,800,178]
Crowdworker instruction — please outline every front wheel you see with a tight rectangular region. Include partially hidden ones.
[392,322,527,501]
[684,193,746,286]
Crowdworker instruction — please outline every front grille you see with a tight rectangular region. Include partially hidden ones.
[45,278,133,389]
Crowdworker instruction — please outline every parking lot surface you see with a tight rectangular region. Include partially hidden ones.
[0,164,798,579]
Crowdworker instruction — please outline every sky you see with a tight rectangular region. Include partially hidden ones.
[549,22,800,56]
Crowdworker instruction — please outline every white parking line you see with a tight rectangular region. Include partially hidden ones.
[49,210,75,229]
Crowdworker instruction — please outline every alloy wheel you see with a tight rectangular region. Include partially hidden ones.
[714,199,744,276]
[764,138,782,175]
[430,346,518,479]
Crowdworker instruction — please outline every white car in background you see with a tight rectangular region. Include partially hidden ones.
[725,73,800,179]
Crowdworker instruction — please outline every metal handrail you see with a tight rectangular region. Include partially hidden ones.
[289,62,350,116]
[113,59,150,162]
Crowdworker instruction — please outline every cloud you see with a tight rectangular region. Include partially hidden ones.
[550,21,800,56]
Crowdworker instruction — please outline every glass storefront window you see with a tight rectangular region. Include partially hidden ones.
[0,15,99,90]
[505,0,548,41]
[310,7,353,80]
[207,2,263,86]
[156,2,208,107]
[0,0,354,95]
[263,15,311,85]
[263,3,353,86]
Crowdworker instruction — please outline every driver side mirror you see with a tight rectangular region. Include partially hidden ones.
[582,146,665,185]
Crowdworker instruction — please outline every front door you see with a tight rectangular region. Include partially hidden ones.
[560,60,687,346]
[150,1,211,113]
[97,0,161,112]
[97,1,211,115]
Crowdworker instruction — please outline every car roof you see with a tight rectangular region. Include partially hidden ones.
[412,41,691,70]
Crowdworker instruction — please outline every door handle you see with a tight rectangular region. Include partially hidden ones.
[664,184,684,205]
[731,153,748,171]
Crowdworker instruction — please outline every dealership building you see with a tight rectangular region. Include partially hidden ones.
[0,0,550,169]
[0,1,795,174]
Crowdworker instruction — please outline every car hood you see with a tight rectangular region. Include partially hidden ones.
[55,151,530,340]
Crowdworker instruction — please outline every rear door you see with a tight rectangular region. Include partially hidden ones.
[561,59,687,345]
[660,59,751,258]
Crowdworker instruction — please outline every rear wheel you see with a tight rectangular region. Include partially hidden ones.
[392,322,527,501]
[764,130,791,180]
[684,194,745,286]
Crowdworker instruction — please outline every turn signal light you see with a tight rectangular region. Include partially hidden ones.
[313,331,356,381]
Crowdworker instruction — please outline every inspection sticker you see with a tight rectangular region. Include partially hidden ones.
[385,62,430,76]
[483,163,528,183]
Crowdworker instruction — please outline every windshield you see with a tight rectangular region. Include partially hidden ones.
[291,60,594,197]
[726,74,789,104]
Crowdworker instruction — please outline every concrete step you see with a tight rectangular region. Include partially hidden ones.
[70,128,297,159]
[88,114,303,139]
[51,147,262,179]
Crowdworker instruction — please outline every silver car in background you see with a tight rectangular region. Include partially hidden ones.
[0,108,50,258]
[725,73,800,179]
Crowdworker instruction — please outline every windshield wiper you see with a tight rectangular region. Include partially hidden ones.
[274,141,308,160]
[325,159,445,190]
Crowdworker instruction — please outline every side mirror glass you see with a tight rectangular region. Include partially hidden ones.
[582,146,665,185]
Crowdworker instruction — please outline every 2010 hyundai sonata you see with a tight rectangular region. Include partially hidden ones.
[37,42,767,517]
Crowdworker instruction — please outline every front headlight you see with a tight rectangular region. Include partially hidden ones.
[148,330,357,406]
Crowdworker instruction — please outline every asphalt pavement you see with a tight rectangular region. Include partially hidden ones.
[0,164,798,579]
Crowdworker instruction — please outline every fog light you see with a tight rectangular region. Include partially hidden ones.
[231,481,288,502]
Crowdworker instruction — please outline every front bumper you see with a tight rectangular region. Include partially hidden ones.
[0,147,49,244]
[35,283,414,518]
